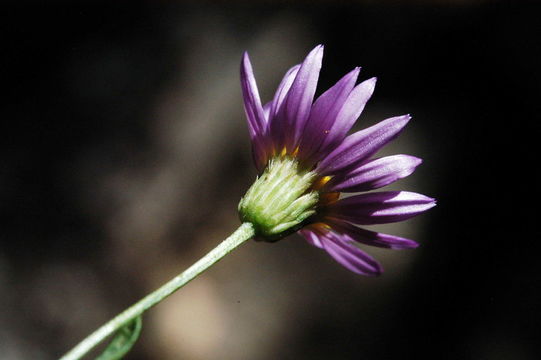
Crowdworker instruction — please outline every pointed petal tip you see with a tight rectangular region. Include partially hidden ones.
[363,262,383,276]
[337,67,361,85]
[240,52,253,75]
[361,77,377,92]
[401,191,436,204]
[241,51,250,63]
[347,67,361,79]
[390,114,412,128]
[308,44,325,58]
[376,114,411,132]
[391,237,420,250]
[404,155,423,168]
[420,196,437,211]
[352,258,384,277]
[373,263,384,276]
[409,241,420,249]
[419,193,436,203]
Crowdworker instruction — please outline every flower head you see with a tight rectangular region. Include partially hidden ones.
[238,45,435,276]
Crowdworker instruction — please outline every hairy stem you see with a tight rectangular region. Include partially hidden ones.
[60,222,256,360]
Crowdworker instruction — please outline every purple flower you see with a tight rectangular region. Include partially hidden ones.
[238,45,435,276]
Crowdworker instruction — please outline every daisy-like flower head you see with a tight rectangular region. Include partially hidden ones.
[238,45,436,276]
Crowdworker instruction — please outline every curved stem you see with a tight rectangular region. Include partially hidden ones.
[60,222,256,360]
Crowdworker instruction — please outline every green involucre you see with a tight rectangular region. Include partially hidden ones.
[238,156,319,241]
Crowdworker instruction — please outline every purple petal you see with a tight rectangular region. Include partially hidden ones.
[319,77,377,154]
[328,155,422,192]
[299,67,360,162]
[316,115,411,176]
[281,45,324,151]
[300,225,381,275]
[327,220,419,249]
[269,64,301,151]
[241,53,269,170]
[251,137,269,172]
[320,231,383,276]
[240,52,266,137]
[298,228,324,248]
[262,101,272,122]
[325,191,436,225]
[270,65,301,119]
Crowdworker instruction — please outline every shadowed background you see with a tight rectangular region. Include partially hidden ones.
[2,1,539,359]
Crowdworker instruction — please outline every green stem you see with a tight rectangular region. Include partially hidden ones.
[59,222,256,360]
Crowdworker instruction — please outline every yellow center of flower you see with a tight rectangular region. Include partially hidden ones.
[311,175,332,191]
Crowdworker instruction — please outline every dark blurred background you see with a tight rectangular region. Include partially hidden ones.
[2,1,539,359]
